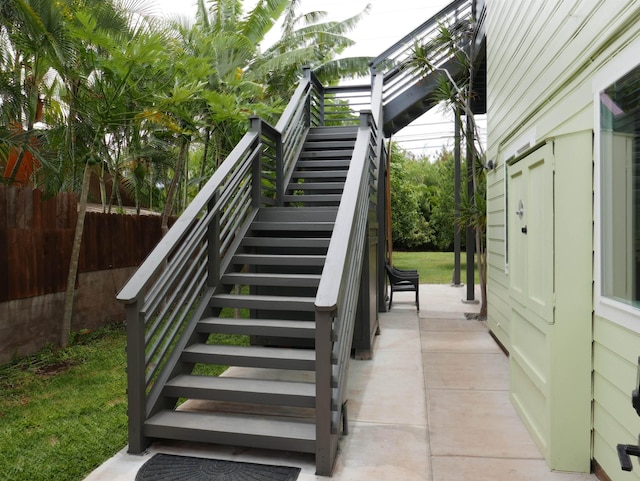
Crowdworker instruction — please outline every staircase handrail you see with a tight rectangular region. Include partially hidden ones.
[369,0,472,109]
[117,116,282,452]
[117,130,258,305]
[314,108,380,474]
[276,67,325,194]
[370,0,469,75]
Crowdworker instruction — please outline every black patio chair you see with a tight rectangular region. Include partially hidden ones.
[384,263,419,311]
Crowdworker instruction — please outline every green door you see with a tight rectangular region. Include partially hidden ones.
[507,141,554,457]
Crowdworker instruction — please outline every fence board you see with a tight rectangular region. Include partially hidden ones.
[14,187,24,228]
[6,186,15,228]
[32,188,42,229]
[1,186,166,301]
[0,226,7,302]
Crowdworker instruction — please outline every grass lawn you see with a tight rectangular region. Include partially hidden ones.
[0,252,472,480]
[391,251,480,284]
[0,325,247,481]
[0,326,128,481]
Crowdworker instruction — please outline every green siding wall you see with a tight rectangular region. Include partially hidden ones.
[486,0,640,477]
[594,318,640,479]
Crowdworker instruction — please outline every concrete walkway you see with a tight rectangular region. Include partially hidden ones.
[84,285,598,480]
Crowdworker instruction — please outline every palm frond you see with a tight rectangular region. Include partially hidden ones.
[241,0,289,44]
[314,56,372,83]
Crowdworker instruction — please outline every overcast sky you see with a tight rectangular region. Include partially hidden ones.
[149,0,481,157]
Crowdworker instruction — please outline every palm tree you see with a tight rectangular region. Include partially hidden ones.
[250,2,373,98]
[0,0,376,348]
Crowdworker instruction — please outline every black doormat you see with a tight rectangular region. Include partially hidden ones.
[136,454,301,481]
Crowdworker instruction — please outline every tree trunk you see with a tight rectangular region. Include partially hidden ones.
[61,162,92,348]
[199,127,211,190]
[476,227,487,319]
[161,136,190,235]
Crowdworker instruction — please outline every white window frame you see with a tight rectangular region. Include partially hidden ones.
[593,36,640,333]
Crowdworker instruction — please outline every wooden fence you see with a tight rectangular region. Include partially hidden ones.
[0,184,165,303]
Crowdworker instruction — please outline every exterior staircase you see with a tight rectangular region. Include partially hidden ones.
[117,0,485,476]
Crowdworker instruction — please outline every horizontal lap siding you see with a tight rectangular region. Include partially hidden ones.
[593,318,640,480]
[487,1,640,476]
[486,161,509,346]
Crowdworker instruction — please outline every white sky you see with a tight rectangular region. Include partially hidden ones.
[149,0,484,158]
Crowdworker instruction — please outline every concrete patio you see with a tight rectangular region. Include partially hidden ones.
[84,284,598,481]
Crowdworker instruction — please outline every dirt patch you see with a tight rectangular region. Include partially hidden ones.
[35,359,80,376]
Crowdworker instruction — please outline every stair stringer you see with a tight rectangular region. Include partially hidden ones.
[382,55,466,137]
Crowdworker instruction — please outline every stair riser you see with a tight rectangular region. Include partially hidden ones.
[291,172,347,179]
[222,274,321,287]
[241,237,331,248]
[286,184,345,191]
[163,386,315,408]
[284,195,342,201]
[232,256,326,267]
[181,352,315,370]
[198,323,315,339]
[255,207,337,223]
[210,298,316,311]
[144,425,316,454]
[303,141,355,150]
[249,222,334,232]
[238,247,328,257]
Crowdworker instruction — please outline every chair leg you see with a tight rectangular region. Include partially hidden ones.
[416,284,419,311]
[388,288,393,310]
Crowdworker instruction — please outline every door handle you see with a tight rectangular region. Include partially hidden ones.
[521,226,527,234]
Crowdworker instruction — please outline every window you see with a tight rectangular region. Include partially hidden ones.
[599,63,640,309]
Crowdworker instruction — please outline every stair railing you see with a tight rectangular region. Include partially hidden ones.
[275,67,317,196]
[314,73,384,475]
[117,116,283,454]
[369,0,471,107]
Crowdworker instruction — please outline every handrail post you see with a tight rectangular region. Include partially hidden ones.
[275,131,284,206]
[250,117,262,208]
[315,308,334,476]
[303,67,312,128]
[208,194,220,286]
[125,297,147,454]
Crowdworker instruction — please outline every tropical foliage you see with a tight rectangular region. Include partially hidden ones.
[389,144,482,252]
[0,0,372,345]
[0,0,371,208]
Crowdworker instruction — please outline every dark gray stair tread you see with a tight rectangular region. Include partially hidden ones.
[308,128,357,138]
[221,272,322,286]
[210,293,316,311]
[284,195,342,204]
[303,141,355,150]
[250,221,334,231]
[306,134,357,142]
[300,150,353,159]
[232,254,326,266]
[164,375,315,407]
[286,182,345,190]
[291,171,348,179]
[295,160,350,168]
[182,343,316,370]
[198,317,315,338]
[255,207,337,222]
[241,237,330,248]
[144,410,315,453]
